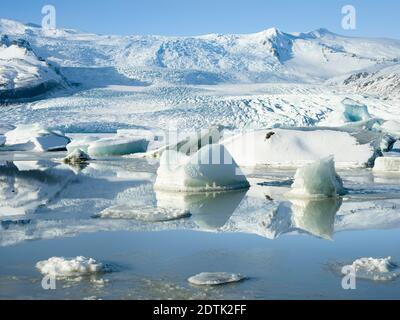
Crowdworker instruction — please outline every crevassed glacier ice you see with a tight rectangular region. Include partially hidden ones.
[221,129,374,168]
[36,256,105,278]
[187,272,245,285]
[373,156,400,172]
[87,137,149,157]
[3,124,70,152]
[287,156,346,198]
[154,144,250,192]
[344,257,400,281]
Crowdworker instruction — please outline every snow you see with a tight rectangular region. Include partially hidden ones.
[63,149,91,165]
[3,124,70,152]
[36,256,105,278]
[87,137,149,157]
[345,257,400,281]
[221,129,375,168]
[287,157,345,198]
[96,205,190,222]
[373,156,400,172]
[187,272,245,285]
[154,144,250,192]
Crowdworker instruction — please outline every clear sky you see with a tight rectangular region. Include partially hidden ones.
[1,0,399,39]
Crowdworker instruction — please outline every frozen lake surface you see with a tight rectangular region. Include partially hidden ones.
[0,154,400,299]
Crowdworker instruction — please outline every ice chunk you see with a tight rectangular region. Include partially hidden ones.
[373,156,400,172]
[344,257,400,281]
[66,136,99,153]
[95,205,190,222]
[221,129,374,168]
[87,137,149,157]
[63,149,91,165]
[3,124,70,152]
[341,98,372,122]
[287,156,346,198]
[188,272,245,285]
[145,126,224,158]
[154,144,250,192]
[36,256,105,278]
[381,120,400,137]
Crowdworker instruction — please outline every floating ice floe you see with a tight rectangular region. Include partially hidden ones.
[63,149,91,165]
[221,129,375,168]
[96,205,191,222]
[145,126,224,158]
[188,272,245,285]
[87,137,149,157]
[287,156,346,199]
[2,124,70,152]
[373,156,400,172]
[154,144,250,192]
[344,257,400,281]
[36,256,105,278]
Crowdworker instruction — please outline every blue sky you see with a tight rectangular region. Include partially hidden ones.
[1,0,399,38]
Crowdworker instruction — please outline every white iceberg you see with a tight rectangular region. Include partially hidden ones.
[36,256,105,278]
[188,272,245,285]
[66,136,99,154]
[381,120,400,137]
[3,124,70,152]
[87,137,149,157]
[145,126,224,158]
[154,144,250,192]
[373,156,400,172]
[345,257,400,281]
[96,205,190,222]
[287,156,346,198]
[221,129,374,168]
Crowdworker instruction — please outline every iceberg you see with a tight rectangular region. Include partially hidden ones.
[344,257,400,281]
[3,124,70,152]
[287,157,346,199]
[145,126,224,158]
[187,272,245,285]
[66,136,99,153]
[154,144,250,192]
[381,120,400,137]
[341,98,372,123]
[373,156,400,172]
[87,137,149,157]
[36,256,105,278]
[221,129,375,168]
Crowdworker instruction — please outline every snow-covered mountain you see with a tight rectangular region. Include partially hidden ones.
[1,18,400,89]
[0,33,67,101]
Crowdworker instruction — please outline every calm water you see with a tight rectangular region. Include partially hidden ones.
[0,155,400,300]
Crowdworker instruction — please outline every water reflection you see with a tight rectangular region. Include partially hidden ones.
[156,189,248,230]
[291,198,342,240]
